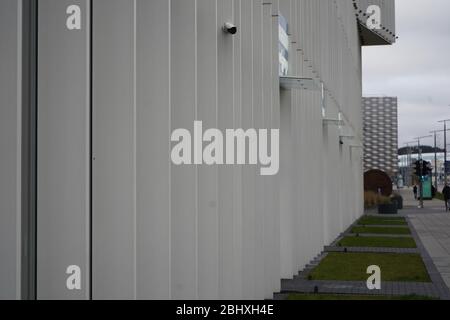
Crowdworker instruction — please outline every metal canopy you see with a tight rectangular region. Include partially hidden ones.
[358,21,393,46]
[279,76,320,91]
[323,118,344,126]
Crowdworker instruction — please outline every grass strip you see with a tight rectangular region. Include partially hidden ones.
[309,252,430,282]
[337,236,416,248]
[358,216,407,226]
[351,226,411,235]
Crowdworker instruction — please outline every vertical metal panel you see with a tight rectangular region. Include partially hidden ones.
[217,0,235,299]
[279,89,294,279]
[0,0,22,300]
[313,94,325,254]
[21,0,38,300]
[170,0,198,299]
[37,0,90,300]
[296,0,311,269]
[289,0,302,272]
[232,0,244,299]
[135,0,171,300]
[92,0,135,299]
[251,0,266,300]
[196,0,219,300]
[270,0,281,295]
[240,0,257,299]
[322,124,332,244]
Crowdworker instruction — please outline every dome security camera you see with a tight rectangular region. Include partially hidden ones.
[223,22,237,35]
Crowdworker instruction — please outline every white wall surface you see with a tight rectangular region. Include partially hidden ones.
[0,0,22,300]
[0,0,388,300]
[37,0,91,300]
[89,0,365,300]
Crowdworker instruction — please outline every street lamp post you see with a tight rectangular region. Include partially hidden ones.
[414,135,433,209]
[442,105,450,184]
[418,139,423,208]
[430,129,450,189]
[404,142,417,187]
[438,119,450,186]
[408,145,412,186]
[434,132,438,190]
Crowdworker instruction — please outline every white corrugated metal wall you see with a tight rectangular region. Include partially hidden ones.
[88,0,366,300]
[90,0,282,300]
[277,0,366,281]
[0,0,22,300]
[0,0,395,300]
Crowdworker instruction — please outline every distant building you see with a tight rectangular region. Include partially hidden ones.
[363,97,399,178]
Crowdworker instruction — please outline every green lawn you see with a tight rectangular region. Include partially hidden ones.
[309,252,430,282]
[287,294,436,300]
[358,216,407,226]
[435,192,444,201]
[351,226,411,235]
[337,236,417,248]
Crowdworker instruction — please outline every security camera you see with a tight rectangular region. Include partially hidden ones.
[223,22,237,35]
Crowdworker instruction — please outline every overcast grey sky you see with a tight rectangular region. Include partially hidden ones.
[363,0,450,149]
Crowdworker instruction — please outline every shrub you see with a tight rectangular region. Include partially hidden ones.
[435,192,444,201]
[364,191,392,209]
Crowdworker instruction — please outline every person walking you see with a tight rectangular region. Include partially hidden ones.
[442,184,450,212]
[413,185,418,200]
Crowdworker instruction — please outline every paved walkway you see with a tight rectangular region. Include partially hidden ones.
[408,214,450,288]
[400,186,447,212]
[398,188,450,289]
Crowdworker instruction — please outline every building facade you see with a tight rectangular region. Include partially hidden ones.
[1,0,395,300]
[363,96,399,178]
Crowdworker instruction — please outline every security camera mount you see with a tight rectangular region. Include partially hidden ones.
[223,22,238,35]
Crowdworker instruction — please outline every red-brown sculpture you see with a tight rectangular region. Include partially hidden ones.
[364,169,393,197]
